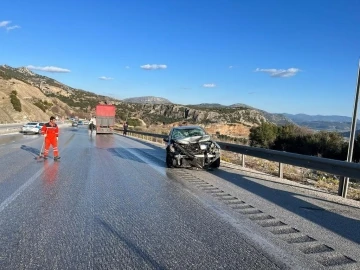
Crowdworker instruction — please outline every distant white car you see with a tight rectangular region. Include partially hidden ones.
[22,122,41,134]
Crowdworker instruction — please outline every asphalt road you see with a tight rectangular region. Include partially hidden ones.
[0,123,23,135]
[0,125,359,270]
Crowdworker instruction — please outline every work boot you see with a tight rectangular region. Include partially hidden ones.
[54,156,61,161]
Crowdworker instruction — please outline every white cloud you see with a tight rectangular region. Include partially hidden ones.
[7,25,20,31]
[99,76,114,80]
[203,83,216,88]
[27,65,71,73]
[0,21,11,27]
[255,68,300,78]
[0,21,20,31]
[140,64,167,70]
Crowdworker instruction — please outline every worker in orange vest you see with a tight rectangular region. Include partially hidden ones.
[41,116,61,160]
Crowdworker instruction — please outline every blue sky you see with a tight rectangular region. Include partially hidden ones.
[1,0,360,116]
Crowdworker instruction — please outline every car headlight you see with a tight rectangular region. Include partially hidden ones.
[200,144,207,150]
[169,144,175,152]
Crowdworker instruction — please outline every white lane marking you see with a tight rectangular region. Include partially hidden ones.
[0,167,44,213]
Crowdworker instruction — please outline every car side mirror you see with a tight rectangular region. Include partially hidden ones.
[163,137,169,142]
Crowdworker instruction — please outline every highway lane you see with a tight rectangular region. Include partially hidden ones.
[0,126,358,269]
[0,123,24,129]
[108,132,360,270]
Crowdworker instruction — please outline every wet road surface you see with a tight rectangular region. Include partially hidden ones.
[0,126,359,269]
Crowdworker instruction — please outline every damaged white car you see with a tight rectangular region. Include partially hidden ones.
[163,126,221,169]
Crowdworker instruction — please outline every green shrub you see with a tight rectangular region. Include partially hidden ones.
[127,118,142,127]
[33,99,53,112]
[10,91,21,112]
[34,101,47,112]
[249,122,278,148]
[249,123,352,161]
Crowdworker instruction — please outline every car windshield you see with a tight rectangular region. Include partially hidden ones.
[172,128,206,140]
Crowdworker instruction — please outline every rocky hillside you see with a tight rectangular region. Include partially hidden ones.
[115,102,290,127]
[123,96,172,104]
[0,64,292,131]
[0,65,118,123]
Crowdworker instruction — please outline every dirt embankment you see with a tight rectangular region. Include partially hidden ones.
[203,123,250,137]
[0,78,75,124]
[133,123,251,138]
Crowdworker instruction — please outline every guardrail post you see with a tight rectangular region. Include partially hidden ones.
[241,154,245,167]
[338,176,347,197]
[279,163,284,179]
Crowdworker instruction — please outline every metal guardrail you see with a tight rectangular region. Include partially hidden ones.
[216,142,360,180]
[115,128,360,198]
[115,129,166,139]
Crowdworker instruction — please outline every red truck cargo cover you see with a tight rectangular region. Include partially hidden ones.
[96,105,116,116]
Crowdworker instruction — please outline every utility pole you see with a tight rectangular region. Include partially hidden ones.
[338,59,360,198]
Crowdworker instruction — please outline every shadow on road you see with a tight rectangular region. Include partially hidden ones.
[20,144,41,156]
[209,168,360,245]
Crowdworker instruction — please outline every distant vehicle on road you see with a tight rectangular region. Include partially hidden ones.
[163,125,221,169]
[21,122,42,134]
[72,121,78,127]
[96,104,116,134]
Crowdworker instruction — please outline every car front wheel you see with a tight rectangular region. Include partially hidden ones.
[166,152,173,168]
[211,158,220,168]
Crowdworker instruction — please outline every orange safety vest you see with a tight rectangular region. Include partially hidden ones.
[41,123,59,139]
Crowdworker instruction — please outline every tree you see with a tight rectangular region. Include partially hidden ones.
[353,134,360,162]
[272,124,303,151]
[127,118,142,127]
[249,122,278,148]
[314,131,347,160]
[10,91,21,112]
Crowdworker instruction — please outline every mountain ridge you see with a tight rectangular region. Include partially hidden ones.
[0,64,350,132]
[123,96,172,104]
[281,113,358,123]
[0,65,275,126]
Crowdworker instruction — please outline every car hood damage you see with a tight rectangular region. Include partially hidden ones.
[174,134,211,144]
[168,135,221,169]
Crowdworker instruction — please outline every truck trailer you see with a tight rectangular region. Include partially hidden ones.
[96,104,116,134]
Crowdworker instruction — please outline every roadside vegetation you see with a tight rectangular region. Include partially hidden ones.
[248,122,360,162]
[221,150,360,201]
[217,122,360,201]
[10,91,21,112]
[123,122,360,201]
[33,99,53,112]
